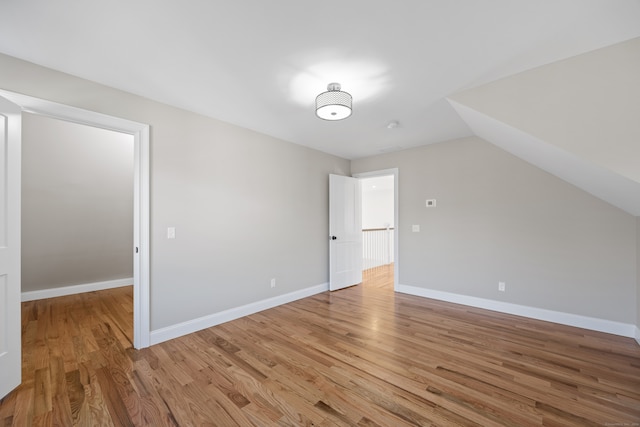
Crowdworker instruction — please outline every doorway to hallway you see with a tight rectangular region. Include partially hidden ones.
[358,172,396,290]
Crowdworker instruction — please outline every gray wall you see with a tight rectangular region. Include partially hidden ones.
[0,53,349,330]
[3,52,636,333]
[352,136,637,324]
[22,113,134,291]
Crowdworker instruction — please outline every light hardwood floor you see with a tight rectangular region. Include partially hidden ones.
[1,265,639,426]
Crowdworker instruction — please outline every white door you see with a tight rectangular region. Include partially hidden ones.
[329,174,362,291]
[0,96,21,399]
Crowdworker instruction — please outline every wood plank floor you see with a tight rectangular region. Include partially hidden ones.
[2,265,639,426]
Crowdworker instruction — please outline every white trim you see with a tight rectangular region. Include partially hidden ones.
[396,284,636,338]
[150,283,329,346]
[0,89,151,349]
[353,168,399,289]
[0,91,146,134]
[635,326,640,346]
[133,125,151,349]
[22,278,133,302]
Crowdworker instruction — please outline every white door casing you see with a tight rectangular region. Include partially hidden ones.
[0,96,21,399]
[0,89,151,350]
[329,174,362,291]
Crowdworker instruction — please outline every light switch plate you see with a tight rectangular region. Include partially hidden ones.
[426,199,436,207]
[167,227,176,239]
[412,225,420,232]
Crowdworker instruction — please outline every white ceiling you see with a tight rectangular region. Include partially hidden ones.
[1,1,640,160]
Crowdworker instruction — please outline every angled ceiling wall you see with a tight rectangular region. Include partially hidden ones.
[448,37,640,216]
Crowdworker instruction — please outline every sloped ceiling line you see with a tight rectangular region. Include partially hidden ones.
[448,99,640,216]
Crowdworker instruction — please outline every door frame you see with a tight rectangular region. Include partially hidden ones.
[353,168,399,290]
[0,89,151,349]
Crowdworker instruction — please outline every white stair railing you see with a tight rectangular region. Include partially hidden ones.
[362,227,394,270]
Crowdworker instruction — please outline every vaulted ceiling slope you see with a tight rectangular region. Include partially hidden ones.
[1,1,640,160]
[449,37,640,216]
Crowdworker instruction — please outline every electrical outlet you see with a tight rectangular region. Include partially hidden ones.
[270,278,276,288]
[426,199,436,207]
[498,281,506,292]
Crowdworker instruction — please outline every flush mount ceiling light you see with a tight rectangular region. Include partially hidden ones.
[315,82,352,120]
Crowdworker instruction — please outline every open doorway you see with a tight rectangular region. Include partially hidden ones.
[355,169,398,291]
[0,89,150,349]
[21,113,135,341]
[22,114,134,296]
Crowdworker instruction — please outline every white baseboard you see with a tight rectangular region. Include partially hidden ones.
[635,326,640,346]
[396,284,636,339]
[150,282,329,346]
[21,278,133,302]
